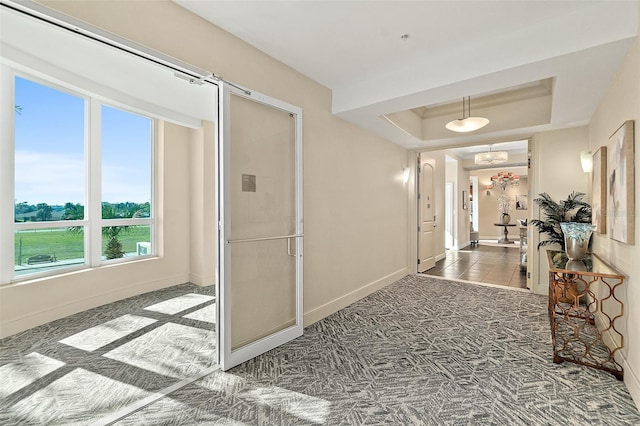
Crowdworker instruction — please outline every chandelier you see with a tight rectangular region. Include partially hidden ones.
[491,171,520,190]
[475,145,508,165]
[445,96,490,133]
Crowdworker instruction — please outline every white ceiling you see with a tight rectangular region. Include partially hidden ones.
[175,1,638,150]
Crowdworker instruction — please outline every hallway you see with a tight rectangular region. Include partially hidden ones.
[422,243,527,289]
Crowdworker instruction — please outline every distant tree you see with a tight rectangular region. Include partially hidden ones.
[15,202,27,218]
[36,203,52,221]
[62,203,84,220]
[138,202,151,218]
[102,203,116,219]
[15,202,37,216]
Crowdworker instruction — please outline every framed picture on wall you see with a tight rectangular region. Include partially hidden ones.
[608,120,635,245]
[516,194,528,210]
[592,146,607,234]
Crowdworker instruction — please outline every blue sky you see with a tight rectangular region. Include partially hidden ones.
[15,76,152,206]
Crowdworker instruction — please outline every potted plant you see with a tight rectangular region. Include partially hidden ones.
[530,191,592,250]
[497,194,514,224]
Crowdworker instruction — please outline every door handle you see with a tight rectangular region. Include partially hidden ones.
[228,234,302,244]
[287,237,296,257]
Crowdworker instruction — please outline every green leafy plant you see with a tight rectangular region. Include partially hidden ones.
[66,203,145,259]
[530,191,592,250]
[101,204,146,259]
[104,228,125,259]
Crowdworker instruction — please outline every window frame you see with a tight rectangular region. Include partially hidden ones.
[1,68,157,284]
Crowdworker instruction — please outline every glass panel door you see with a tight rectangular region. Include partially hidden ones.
[218,84,303,370]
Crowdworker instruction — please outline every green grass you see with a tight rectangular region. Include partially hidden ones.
[14,226,151,265]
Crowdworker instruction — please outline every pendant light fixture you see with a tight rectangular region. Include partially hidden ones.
[445,96,489,133]
[491,171,520,190]
[475,144,508,165]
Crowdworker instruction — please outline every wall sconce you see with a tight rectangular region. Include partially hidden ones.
[580,151,592,173]
[402,167,410,185]
[485,185,493,195]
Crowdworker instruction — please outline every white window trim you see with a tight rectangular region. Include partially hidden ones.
[2,69,157,284]
[0,64,16,285]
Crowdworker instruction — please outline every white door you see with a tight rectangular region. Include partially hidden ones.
[418,158,436,272]
[218,83,303,370]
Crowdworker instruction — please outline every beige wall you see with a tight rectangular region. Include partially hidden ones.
[0,1,410,338]
[457,163,471,248]
[189,121,217,287]
[445,157,458,247]
[529,126,590,296]
[588,11,640,407]
[474,170,529,240]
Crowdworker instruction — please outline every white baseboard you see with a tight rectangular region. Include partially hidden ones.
[450,240,471,250]
[0,273,190,339]
[189,272,216,287]
[479,236,523,242]
[303,267,409,327]
[435,253,446,262]
[462,240,471,248]
[623,355,640,411]
[595,313,640,410]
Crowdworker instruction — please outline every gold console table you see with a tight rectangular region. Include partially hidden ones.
[546,250,625,380]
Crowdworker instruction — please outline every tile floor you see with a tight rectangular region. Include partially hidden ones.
[423,242,527,289]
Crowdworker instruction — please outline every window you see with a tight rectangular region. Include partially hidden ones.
[9,75,155,281]
[100,105,154,261]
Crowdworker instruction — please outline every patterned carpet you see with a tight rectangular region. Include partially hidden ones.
[123,276,639,425]
[0,283,216,425]
[1,275,639,425]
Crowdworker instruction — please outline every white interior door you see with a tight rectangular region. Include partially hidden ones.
[218,83,303,370]
[418,158,436,272]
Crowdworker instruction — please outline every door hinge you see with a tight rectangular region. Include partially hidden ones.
[417,259,421,264]
[418,193,421,200]
[418,225,421,232]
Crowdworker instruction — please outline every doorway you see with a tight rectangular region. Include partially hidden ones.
[218,83,303,370]
[415,140,531,290]
[417,154,436,272]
